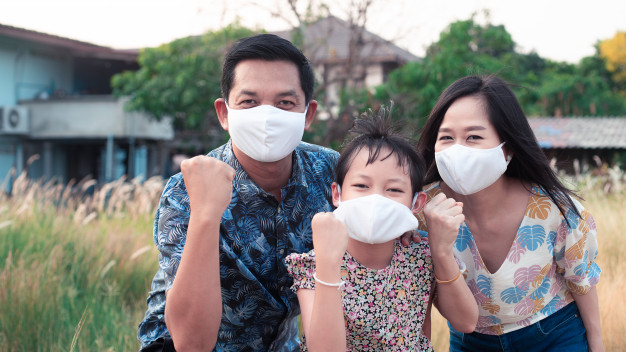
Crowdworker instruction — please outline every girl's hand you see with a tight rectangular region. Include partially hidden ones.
[424,193,464,254]
[312,213,348,274]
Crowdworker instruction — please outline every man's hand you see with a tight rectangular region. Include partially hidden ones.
[181,156,236,220]
[312,213,348,276]
[423,193,464,253]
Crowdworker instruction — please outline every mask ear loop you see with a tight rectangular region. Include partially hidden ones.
[411,193,419,210]
[337,185,342,203]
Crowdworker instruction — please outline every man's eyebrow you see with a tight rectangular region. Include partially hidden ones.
[276,90,299,98]
[237,90,258,97]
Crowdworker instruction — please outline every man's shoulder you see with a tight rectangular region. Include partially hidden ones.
[295,141,339,161]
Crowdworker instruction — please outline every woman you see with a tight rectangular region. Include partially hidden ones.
[416,75,603,351]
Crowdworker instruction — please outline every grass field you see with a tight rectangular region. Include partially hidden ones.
[0,166,624,351]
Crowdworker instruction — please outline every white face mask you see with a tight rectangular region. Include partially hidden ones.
[332,191,419,244]
[226,104,307,162]
[435,142,510,195]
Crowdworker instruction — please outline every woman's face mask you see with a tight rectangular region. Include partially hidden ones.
[435,142,510,195]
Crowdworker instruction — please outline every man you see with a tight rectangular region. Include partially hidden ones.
[137,34,338,351]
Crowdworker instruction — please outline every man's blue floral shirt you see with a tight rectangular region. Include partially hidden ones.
[138,140,338,351]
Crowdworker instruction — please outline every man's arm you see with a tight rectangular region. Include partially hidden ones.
[164,156,235,351]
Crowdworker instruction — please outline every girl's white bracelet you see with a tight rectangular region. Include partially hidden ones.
[313,272,345,289]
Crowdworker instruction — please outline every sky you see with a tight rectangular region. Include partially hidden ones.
[0,0,625,64]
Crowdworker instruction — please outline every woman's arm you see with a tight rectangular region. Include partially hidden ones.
[573,286,605,352]
[424,193,478,332]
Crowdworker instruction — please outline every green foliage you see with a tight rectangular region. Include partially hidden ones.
[111,24,255,131]
[339,14,626,138]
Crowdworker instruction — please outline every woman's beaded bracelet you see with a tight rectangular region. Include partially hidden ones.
[313,272,345,289]
[435,270,461,285]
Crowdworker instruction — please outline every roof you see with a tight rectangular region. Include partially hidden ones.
[272,16,419,64]
[0,23,138,61]
[528,117,626,149]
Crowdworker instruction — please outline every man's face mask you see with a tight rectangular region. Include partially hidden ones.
[226,104,307,162]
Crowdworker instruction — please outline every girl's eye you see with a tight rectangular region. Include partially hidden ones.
[388,188,404,193]
[353,184,368,189]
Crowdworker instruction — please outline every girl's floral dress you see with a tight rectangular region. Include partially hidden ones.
[285,240,434,351]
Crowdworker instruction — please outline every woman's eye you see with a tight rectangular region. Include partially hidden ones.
[438,135,453,141]
[467,135,483,140]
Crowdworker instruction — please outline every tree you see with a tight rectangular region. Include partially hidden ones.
[374,14,524,128]
[599,31,626,94]
[111,24,254,134]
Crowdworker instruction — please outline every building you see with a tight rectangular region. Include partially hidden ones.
[0,23,173,186]
[273,15,419,118]
[528,117,626,172]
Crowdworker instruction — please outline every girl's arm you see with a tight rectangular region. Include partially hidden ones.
[573,286,605,352]
[299,212,349,352]
[424,193,478,332]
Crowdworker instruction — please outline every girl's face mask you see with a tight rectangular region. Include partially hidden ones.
[332,188,419,244]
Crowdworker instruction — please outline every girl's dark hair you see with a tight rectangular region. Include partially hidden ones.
[417,75,581,220]
[336,104,426,194]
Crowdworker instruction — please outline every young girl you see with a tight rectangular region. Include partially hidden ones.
[285,106,478,351]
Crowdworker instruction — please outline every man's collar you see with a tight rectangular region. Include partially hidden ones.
[222,140,309,201]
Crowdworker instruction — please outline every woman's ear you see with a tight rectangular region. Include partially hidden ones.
[502,143,513,162]
[331,182,340,207]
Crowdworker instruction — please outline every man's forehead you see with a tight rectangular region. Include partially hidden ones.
[231,59,302,90]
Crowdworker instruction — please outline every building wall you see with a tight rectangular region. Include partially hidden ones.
[0,36,73,104]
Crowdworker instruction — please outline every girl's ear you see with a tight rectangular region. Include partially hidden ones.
[412,192,428,214]
[331,182,340,207]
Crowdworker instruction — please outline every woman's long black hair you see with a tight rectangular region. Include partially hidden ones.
[417,75,581,221]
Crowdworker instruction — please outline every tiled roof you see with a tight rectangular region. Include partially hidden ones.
[272,16,419,64]
[528,117,626,149]
[0,23,138,61]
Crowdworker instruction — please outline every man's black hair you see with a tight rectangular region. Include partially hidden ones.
[221,34,314,103]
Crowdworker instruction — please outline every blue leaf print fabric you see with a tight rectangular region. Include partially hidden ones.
[137,140,338,351]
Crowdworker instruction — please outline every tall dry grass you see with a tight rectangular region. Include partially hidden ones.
[0,170,162,351]
[430,163,626,351]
